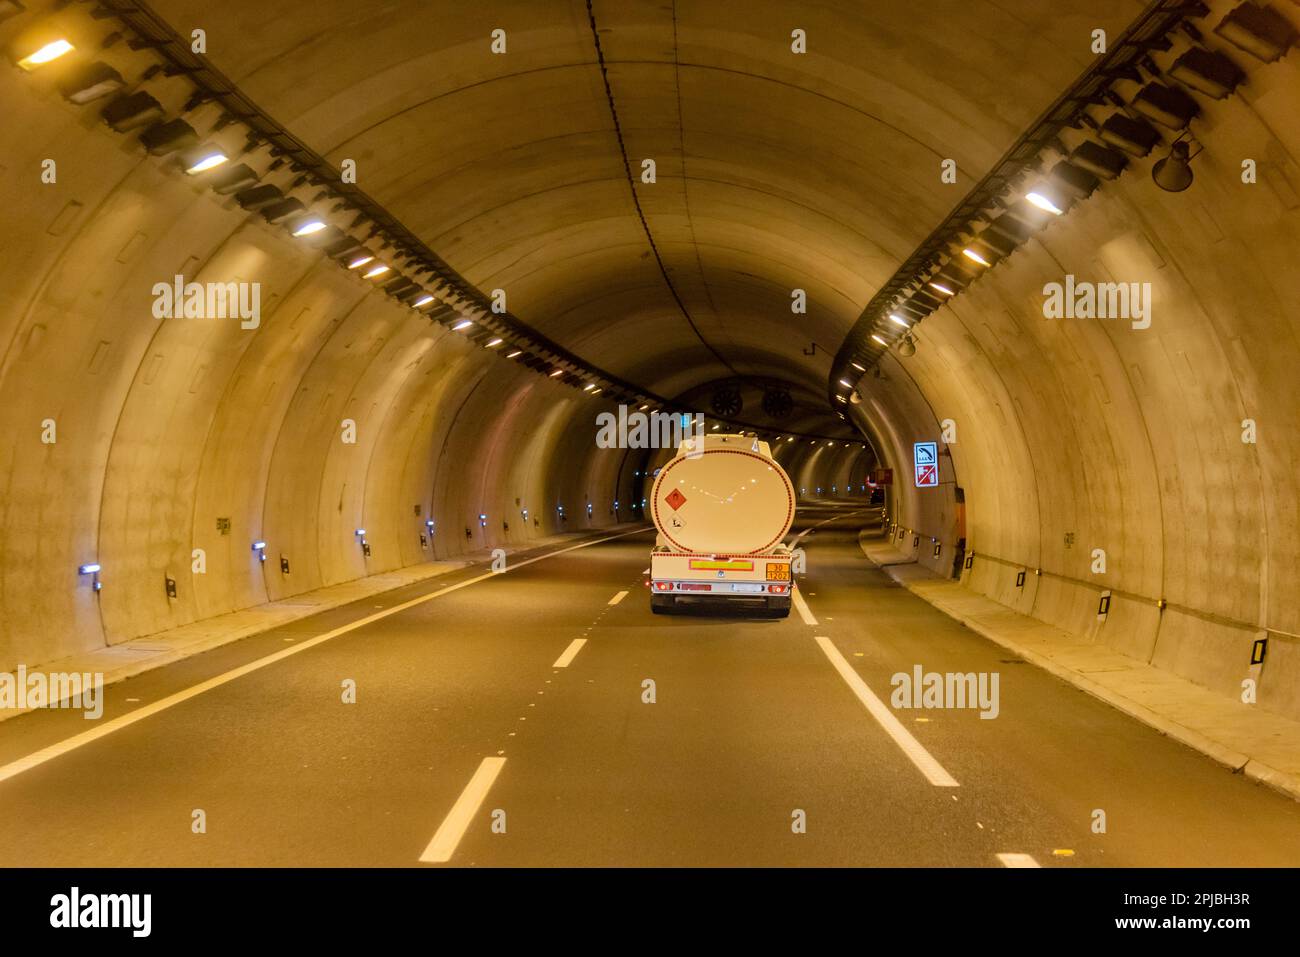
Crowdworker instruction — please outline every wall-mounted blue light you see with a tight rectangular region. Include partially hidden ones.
[425,520,434,530]
[521,507,528,520]
[355,529,366,538]
[252,541,268,562]
[78,563,101,575]
[479,513,487,528]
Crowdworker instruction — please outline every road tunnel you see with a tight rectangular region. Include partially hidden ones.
[0,0,1297,926]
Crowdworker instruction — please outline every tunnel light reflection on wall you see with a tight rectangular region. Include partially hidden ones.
[15,38,74,71]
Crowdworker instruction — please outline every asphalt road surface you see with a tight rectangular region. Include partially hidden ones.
[1,504,1297,866]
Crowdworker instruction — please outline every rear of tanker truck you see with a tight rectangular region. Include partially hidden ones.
[648,434,796,618]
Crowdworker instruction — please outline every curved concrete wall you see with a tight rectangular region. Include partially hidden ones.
[867,0,1300,720]
[0,57,629,671]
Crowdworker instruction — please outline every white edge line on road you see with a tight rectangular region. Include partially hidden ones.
[0,527,649,787]
[792,586,818,626]
[552,638,587,668]
[814,636,960,787]
[419,756,507,863]
[996,853,1041,868]
[608,590,628,605]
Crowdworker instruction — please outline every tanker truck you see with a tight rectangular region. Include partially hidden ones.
[648,433,796,617]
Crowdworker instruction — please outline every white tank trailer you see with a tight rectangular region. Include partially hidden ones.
[648,434,796,617]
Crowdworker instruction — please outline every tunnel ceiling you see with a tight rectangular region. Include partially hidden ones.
[148,0,1144,412]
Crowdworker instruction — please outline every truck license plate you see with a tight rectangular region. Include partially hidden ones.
[731,583,765,593]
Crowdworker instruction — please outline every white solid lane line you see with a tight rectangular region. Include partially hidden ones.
[996,853,1042,868]
[792,585,818,626]
[608,590,628,605]
[419,757,507,863]
[552,638,588,668]
[0,527,649,787]
[814,636,960,787]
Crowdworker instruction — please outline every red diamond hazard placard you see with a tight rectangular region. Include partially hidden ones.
[665,488,687,510]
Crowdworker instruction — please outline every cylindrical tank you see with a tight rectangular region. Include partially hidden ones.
[650,434,796,555]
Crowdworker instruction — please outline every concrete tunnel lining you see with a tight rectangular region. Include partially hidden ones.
[0,0,1298,744]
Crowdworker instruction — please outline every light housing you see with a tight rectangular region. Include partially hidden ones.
[1214,2,1296,62]
[59,61,124,104]
[14,37,74,71]
[101,91,166,133]
[140,119,199,156]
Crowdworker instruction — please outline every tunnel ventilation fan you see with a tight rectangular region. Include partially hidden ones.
[761,388,794,419]
[710,387,743,418]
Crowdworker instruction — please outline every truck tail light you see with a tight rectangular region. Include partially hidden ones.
[768,584,790,595]
[653,581,674,592]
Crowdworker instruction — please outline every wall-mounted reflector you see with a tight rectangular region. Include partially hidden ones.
[1251,638,1268,665]
[78,563,101,575]
[16,38,74,71]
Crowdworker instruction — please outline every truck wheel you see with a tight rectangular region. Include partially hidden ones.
[766,598,792,619]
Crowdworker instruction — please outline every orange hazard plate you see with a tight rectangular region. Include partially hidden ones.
[766,564,790,581]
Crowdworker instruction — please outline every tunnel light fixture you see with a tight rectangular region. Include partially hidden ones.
[638,404,649,411]
[15,38,74,71]
[412,294,435,308]
[962,247,991,267]
[928,281,955,296]
[506,350,523,358]
[486,338,503,348]
[591,388,601,394]
[78,563,101,575]
[181,146,229,175]
[347,253,375,270]
[584,382,597,391]
[453,320,473,331]
[889,314,909,327]
[291,217,328,237]
[251,541,267,551]
[1025,191,1063,215]
[838,378,852,388]
[59,61,125,105]
[870,334,888,346]
[850,362,865,372]
[362,264,389,279]
[549,369,563,377]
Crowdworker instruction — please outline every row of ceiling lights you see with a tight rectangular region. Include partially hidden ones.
[3,7,660,400]
[832,0,1294,405]
[6,4,885,446]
